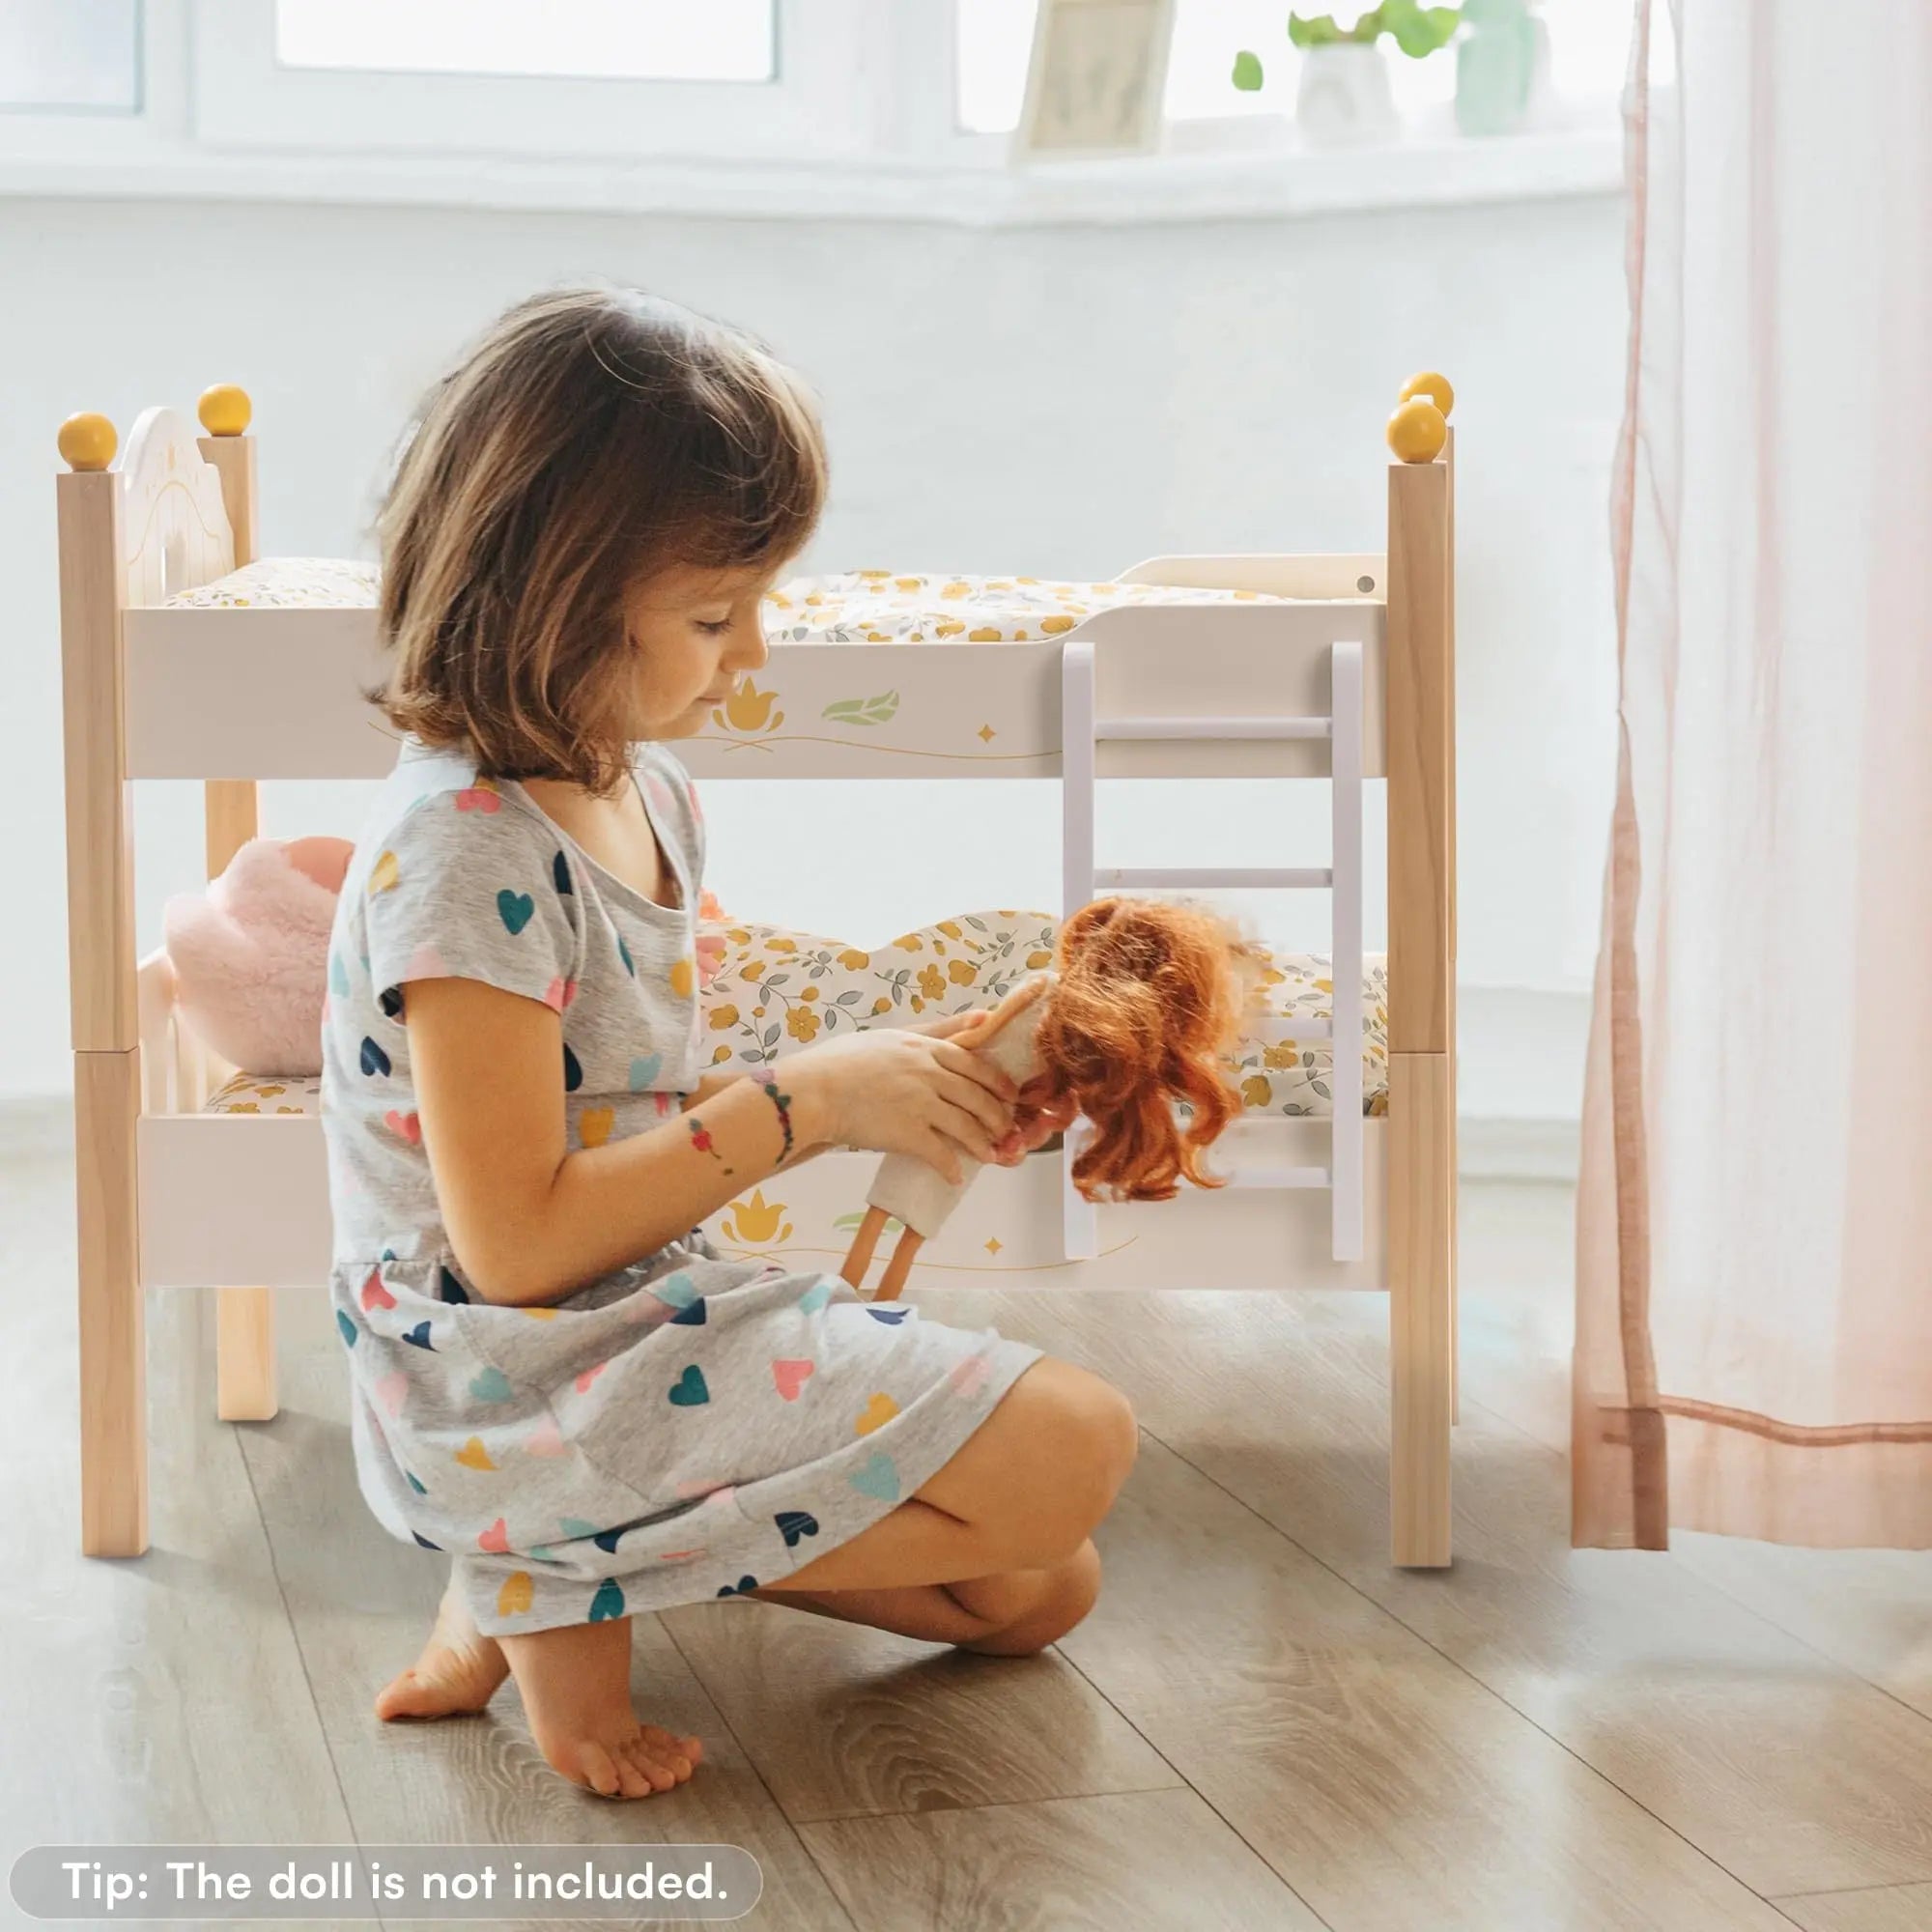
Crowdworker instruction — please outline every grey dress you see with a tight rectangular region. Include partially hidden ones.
[320,738,1040,1634]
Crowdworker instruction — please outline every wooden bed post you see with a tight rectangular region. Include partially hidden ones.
[1385,378,1456,1568]
[197,384,277,1426]
[1444,425,1460,1425]
[58,411,147,1558]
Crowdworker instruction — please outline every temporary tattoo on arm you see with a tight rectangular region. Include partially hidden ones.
[686,1113,733,1176]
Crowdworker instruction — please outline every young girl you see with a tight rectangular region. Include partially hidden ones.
[320,287,1139,1801]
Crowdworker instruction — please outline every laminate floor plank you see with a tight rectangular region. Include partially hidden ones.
[923,1280,1932,1903]
[1775,1883,1932,1932]
[661,1594,1182,1824]
[799,1788,1326,1932]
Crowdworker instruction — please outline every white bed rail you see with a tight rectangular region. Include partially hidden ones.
[1059,635,1368,1264]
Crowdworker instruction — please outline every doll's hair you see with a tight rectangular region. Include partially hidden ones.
[1032,897,1268,1203]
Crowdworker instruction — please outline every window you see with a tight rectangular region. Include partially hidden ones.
[273,0,776,86]
[191,0,869,165]
[0,0,141,113]
[0,0,1630,218]
[958,0,1638,136]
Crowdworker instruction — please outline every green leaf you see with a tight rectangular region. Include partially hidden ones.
[1381,0,1461,55]
[1231,48,1264,89]
[1289,13,1343,47]
[823,688,898,726]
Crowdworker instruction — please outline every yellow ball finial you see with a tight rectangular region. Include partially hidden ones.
[1387,395,1447,465]
[1399,370,1455,419]
[58,412,117,472]
[197,384,252,437]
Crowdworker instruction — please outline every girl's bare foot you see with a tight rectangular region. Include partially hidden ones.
[375,1572,511,1720]
[497,1615,703,1800]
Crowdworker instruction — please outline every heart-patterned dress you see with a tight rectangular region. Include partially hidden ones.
[320,738,1040,1635]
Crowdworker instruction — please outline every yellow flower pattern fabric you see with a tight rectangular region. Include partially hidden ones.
[163,561,1283,638]
[764,572,1288,645]
[204,920,1385,1118]
[694,908,1387,1119]
[208,1072,323,1114]
[164,556,380,609]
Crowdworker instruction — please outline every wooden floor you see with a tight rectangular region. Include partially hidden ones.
[6,1148,1932,1932]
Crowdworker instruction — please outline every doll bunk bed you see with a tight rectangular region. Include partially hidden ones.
[54,382,1458,1574]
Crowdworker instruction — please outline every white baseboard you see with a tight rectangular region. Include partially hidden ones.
[1457,1116,1578,1183]
[0,1095,71,1161]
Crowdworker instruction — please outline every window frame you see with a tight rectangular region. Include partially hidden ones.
[187,0,904,166]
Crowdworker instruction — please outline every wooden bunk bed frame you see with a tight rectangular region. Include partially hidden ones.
[55,384,1458,1572]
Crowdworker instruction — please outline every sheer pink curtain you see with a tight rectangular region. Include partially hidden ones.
[1575,0,1932,1548]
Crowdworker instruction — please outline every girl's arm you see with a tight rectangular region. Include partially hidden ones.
[408,976,841,1307]
[407,981,1020,1308]
[679,1069,832,1170]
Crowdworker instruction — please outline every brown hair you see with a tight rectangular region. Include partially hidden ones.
[1032,897,1269,1202]
[375,286,826,792]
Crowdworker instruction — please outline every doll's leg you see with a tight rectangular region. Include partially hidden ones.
[873,1228,924,1301]
[840,1205,890,1291]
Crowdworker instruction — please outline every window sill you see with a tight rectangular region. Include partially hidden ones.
[0,126,1622,225]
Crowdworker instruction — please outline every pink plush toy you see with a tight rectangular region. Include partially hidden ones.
[163,836,353,1076]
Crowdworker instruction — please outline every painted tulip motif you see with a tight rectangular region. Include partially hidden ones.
[717,678,783,733]
[723,1188,792,1247]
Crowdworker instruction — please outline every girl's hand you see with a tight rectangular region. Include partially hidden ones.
[781,1026,1020,1185]
[907,1009,981,1041]
[989,1079,1081,1166]
[906,996,1074,1166]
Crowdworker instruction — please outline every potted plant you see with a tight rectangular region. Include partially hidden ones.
[1234,2,1462,147]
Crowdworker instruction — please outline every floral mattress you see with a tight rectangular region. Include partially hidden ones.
[206,909,1384,1121]
[164,561,1289,642]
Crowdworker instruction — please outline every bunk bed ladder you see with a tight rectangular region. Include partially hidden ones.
[1059,637,1366,1265]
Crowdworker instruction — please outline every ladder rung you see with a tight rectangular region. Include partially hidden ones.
[1096,867,1333,891]
[1095,717,1332,742]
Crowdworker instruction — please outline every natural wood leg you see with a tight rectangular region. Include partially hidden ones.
[1389,1051,1453,1567]
[76,1048,146,1557]
[216,1287,278,1421]
[205,777,277,1420]
[1449,978,1461,1427]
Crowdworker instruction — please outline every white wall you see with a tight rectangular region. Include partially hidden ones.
[0,189,1624,1116]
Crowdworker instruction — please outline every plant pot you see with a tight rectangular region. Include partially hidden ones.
[1294,42,1399,148]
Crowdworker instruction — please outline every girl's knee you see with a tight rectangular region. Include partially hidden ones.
[1017,1364,1138,1558]
[1058,1365,1139,1499]
[962,1544,1103,1657]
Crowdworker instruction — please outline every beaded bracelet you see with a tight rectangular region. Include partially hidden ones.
[759,1079,795,1164]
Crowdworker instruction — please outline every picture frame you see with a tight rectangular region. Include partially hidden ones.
[1013,0,1176,162]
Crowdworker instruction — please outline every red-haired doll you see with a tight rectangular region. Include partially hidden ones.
[841,897,1268,1300]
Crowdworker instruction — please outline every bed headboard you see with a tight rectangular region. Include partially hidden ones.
[118,407,237,607]
[57,398,242,610]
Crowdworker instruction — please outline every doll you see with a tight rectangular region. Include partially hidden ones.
[840,896,1268,1300]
